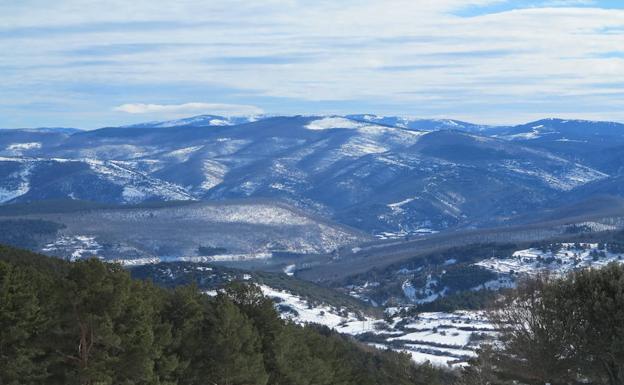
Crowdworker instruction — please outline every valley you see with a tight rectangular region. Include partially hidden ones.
[3,114,624,370]
[5,2,624,383]
[126,234,624,368]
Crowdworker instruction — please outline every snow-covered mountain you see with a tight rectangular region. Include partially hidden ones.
[121,114,261,129]
[486,118,624,142]
[0,157,194,204]
[346,114,490,132]
[0,114,622,235]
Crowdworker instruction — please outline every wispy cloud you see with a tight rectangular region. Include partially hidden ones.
[113,102,264,116]
[540,0,596,6]
[1,0,624,128]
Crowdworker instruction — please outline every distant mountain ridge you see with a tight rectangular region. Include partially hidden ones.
[121,114,262,128]
[0,114,623,235]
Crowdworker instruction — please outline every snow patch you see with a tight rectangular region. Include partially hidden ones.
[200,160,228,190]
[0,162,33,203]
[7,142,41,151]
[305,117,364,130]
[163,145,203,162]
[42,235,103,261]
[260,285,377,334]
[475,242,624,277]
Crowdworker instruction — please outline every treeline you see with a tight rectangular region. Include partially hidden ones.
[461,262,624,385]
[406,290,499,314]
[0,245,452,385]
[341,243,514,307]
[0,219,64,249]
[131,262,377,317]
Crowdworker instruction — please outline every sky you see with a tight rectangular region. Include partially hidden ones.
[1,0,623,129]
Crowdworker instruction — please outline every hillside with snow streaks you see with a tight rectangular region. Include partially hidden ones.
[0,115,622,234]
[0,157,195,204]
[14,200,367,262]
[260,284,496,367]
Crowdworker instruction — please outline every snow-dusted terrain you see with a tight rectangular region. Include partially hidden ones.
[6,114,624,372]
[1,114,620,235]
[16,200,367,262]
[476,242,624,277]
[261,285,380,334]
[383,311,496,367]
[260,284,496,367]
[41,235,103,261]
[264,241,624,368]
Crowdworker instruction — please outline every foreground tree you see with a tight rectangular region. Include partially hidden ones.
[0,261,49,384]
[475,263,624,385]
[201,294,268,385]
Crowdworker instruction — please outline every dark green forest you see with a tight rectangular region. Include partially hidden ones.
[3,242,624,385]
[0,219,64,249]
[0,245,451,385]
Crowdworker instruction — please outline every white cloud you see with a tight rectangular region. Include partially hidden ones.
[1,1,624,126]
[540,0,596,6]
[113,102,263,116]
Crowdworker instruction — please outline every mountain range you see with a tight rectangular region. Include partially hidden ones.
[1,114,623,238]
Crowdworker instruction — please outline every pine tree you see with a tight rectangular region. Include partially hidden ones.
[51,260,136,384]
[201,294,268,385]
[163,285,205,385]
[273,324,334,385]
[0,246,452,385]
[0,262,49,385]
[223,282,284,381]
[110,279,166,385]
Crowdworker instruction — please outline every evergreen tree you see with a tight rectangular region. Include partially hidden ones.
[223,282,284,381]
[564,264,624,385]
[51,260,127,384]
[163,285,205,385]
[0,246,452,385]
[0,261,49,385]
[273,324,334,385]
[201,294,268,385]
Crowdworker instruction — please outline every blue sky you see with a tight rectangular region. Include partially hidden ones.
[1,0,623,129]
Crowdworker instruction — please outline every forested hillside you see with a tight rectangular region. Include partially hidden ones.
[0,245,452,385]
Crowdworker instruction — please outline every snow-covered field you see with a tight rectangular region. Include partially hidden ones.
[374,228,438,240]
[42,235,103,261]
[384,311,496,367]
[476,242,624,276]
[260,285,379,335]
[260,285,496,368]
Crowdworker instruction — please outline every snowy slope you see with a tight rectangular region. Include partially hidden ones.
[16,200,367,261]
[1,115,620,235]
[0,157,194,204]
[260,284,496,367]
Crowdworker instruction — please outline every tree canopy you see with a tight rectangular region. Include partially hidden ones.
[0,246,452,385]
[464,263,624,385]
